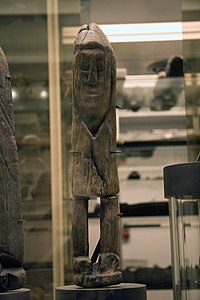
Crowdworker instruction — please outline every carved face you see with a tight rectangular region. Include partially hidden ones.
[74,49,111,135]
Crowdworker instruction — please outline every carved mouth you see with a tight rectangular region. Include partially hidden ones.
[85,93,99,97]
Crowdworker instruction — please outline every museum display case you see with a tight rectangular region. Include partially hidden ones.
[0,0,200,299]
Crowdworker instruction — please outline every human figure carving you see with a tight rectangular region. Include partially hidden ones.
[0,48,26,291]
[71,23,122,288]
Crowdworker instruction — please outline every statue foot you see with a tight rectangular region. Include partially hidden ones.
[0,267,26,292]
[73,256,93,274]
[99,252,121,273]
[74,253,122,288]
[96,252,122,287]
[75,270,122,288]
[93,270,122,287]
[73,256,93,286]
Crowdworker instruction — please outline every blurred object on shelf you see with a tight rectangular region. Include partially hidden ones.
[20,134,50,202]
[117,108,187,145]
[127,171,141,180]
[150,56,184,111]
[122,265,172,289]
[116,68,145,112]
[89,201,169,218]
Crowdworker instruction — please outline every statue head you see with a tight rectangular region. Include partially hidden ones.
[73,23,116,135]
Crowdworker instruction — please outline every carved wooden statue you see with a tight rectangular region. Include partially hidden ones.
[0,48,26,291]
[71,23,122,288]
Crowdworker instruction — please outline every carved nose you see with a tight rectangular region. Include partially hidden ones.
[88,64,98,85]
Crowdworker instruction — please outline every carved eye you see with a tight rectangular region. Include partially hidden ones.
[80,58,90,71]
[97,57,104,72]
[97,60,104,71]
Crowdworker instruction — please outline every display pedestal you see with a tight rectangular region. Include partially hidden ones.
[0,289,31,300]
[56,283,146,300]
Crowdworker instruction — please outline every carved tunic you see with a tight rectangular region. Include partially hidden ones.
[72,109,119,197]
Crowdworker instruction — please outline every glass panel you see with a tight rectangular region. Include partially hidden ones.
[0,1,53,299]
[180,1,200,296]
[182,1,200,160]
[58,0,81,285]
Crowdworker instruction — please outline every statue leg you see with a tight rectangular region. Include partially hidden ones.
[71,196,92,286]
[98,195,122,286]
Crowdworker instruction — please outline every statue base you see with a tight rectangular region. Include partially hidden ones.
[56,283,146,300]
[0,289,31,300]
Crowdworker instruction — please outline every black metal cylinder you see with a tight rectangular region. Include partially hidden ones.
[56,283,146,300]
[0,289,30,300]
[164,162,200,198]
